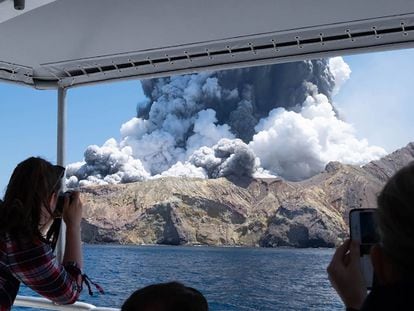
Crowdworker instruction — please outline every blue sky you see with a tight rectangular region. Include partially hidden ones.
[1,48,414,194]
[334,49,414,152]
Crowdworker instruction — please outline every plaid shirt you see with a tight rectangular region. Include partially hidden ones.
[0,233,82,311]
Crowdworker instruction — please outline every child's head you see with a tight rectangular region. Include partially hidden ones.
[121,281,208,311]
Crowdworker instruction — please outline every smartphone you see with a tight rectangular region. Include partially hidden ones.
[349,208,379,289]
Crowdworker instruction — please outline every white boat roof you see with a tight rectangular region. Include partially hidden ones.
[1,0,414,89]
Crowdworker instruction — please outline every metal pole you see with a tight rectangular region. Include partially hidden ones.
[57,88,67,167]
[56,87,67,262]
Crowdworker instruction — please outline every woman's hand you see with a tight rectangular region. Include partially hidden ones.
[62,191,83,228]
[327,239,367,310]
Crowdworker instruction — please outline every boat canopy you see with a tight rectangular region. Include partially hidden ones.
[0,0,413,89]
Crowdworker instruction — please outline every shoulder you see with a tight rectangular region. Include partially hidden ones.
[361,282,414,311]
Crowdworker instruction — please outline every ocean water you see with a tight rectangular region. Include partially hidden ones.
[17,245,343,310]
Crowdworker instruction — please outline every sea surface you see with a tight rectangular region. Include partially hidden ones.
[16,244,343,310]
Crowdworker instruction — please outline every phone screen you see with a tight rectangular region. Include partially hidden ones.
[349,209,379,289]
[360,212,378,244]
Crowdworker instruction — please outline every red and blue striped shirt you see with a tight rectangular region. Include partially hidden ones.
[0,233,82,310]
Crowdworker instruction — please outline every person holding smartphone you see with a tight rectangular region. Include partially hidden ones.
[0,157,84,310]
[327,162,414,310]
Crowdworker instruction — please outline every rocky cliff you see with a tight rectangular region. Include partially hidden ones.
[80,143,414,247]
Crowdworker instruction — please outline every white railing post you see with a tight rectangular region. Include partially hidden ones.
[57,87,67,263]
[14,295,120,310]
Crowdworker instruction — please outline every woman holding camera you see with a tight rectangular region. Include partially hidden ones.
[0,157,83,310]
[327,162,414,310]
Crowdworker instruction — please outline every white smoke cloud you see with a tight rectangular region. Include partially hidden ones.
[66,57,386,187]
[249,83,386,180]
[157,161,207,179]
[185,109,235,156]
[118,73,223,175]
[329,57,351,95]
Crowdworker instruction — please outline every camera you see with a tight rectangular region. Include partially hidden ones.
[54,191,73,217]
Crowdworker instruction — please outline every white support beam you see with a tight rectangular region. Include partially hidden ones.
[56,87,67,263]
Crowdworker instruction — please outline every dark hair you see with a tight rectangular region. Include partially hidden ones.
[0,157,64,238]
[121,282,208,311]
[377,161,414,277]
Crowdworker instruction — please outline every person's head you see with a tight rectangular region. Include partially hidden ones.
[121,281,208,311]
[371,162,414,284]
[0,157,65,237]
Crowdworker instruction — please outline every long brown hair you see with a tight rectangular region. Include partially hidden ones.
[0,157,64,238]
[377,161,414,277]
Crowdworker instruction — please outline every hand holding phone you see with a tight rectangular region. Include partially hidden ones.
[327,239,367,309]
[349,208,379,289]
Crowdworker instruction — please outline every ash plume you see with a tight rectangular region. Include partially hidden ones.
[66,57,386,187]
[140,59,335,143]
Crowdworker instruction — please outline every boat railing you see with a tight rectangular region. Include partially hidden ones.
[14,295,119,311]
